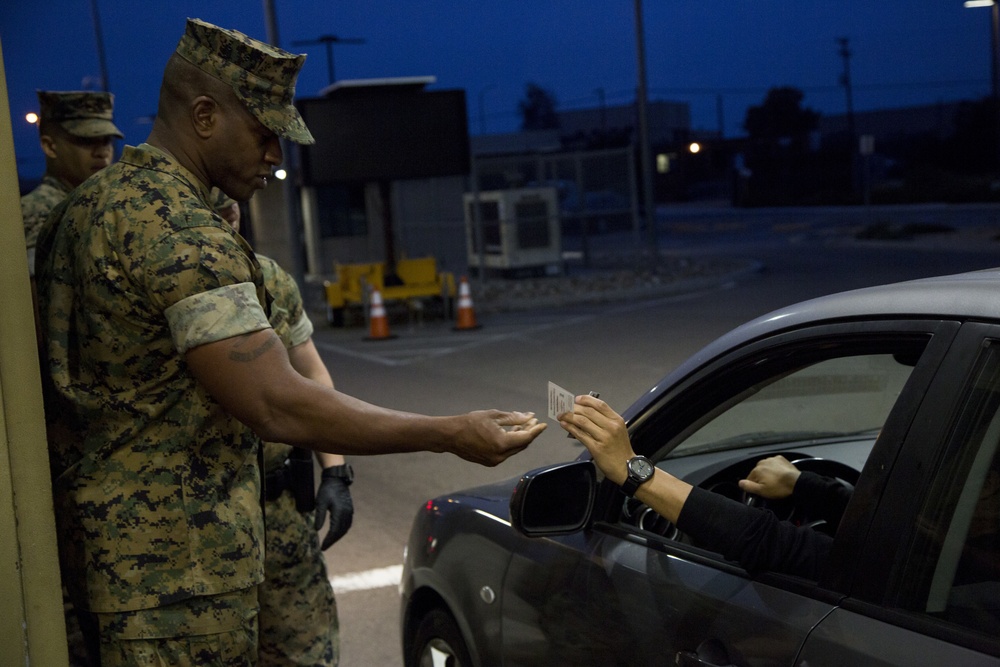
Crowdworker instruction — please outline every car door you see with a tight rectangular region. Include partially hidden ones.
[798,323,1000,665]
[501,319,959,666]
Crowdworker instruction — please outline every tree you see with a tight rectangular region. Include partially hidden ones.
[743,86,819,144]
[518,82,559,131]
[947,96,1000,173]
[741,87,823,205]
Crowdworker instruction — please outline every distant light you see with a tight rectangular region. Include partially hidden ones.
[688,142,701,154]
[274,169,287,180]
[656,153,670,173]
[25,112,38,125]
[965,1,994,7]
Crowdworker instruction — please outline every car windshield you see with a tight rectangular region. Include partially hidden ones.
[668,352,915,458]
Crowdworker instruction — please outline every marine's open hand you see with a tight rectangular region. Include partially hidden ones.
[455,410,546,466]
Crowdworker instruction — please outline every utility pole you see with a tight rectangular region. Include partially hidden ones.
[989,1,1000,169]
[965,0,1000,170]
[89,0,110,91]
[595,87,607,135]
[478,85,496,135]
[634,0,657,264]
[837,37,858,194]
[262,0,307,288]
[292,34,365,86]
[837,37,856,142]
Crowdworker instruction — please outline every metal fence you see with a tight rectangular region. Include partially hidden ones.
[471,145,640,252]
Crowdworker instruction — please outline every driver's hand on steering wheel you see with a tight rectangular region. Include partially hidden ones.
[738,455,801,499]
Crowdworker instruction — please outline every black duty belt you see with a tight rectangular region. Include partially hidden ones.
[263,447,316,512]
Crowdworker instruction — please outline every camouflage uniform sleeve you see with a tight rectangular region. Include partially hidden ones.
[258,254,312,348]
[287,310,315,348]
[142,225,260,309]
[270,259,313,348]
[22,177,72,277]
[165,283,270,354]
[145,224,272,353]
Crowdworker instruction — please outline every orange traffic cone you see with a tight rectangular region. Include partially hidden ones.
[364,289,396,341]
[453,276,481,331]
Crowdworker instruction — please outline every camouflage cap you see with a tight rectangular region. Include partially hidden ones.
[175,18,315,145]
[37,90,124,139]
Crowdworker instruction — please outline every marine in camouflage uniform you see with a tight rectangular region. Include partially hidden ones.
[21,90,123,276]
[22,174,70,258]
[20,89,122,667]
[37,139,270,664]
[34,19,314,667]
[258,255,347,667]
[35,15,544,667]
[214,192,352,666]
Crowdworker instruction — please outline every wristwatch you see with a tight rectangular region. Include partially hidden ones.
[322,464,354,486]
[621,456,654,497]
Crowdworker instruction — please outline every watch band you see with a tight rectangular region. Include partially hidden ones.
[621,475,643,497]
[321,463,354,486]
[621,456,654,498]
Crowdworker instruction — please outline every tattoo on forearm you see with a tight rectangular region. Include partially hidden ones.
[229,335,277,362]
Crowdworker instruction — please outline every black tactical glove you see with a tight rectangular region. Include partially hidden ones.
[314,465,355,550]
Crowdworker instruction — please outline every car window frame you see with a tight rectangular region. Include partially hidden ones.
[842,322,1000,658]
[591,318,961,595]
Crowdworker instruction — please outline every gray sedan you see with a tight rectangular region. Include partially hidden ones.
[401,268,1000,666]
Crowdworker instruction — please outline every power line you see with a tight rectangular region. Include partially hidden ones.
[292,34,365,85]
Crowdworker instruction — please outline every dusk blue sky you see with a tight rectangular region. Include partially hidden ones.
[1,1,987,183]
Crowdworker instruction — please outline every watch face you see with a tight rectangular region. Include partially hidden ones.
[629,457,654,479]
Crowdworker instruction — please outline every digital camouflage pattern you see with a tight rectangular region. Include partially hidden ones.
[259,491,339,666]
[37,90,124,138]
[257,255,338,666]
[96,587,258,667]
[175,18,314,145]
[258,253,311,471]
[21,173,71,256]
[34,142,272,615]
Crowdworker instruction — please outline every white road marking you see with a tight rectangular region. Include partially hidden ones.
[330,564,404,594]
[314,281,734,366]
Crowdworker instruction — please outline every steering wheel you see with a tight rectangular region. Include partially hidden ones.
[742,457,859,535]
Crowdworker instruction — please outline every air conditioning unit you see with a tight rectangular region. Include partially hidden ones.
[463,187,562,277]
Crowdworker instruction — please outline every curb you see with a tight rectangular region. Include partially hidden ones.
[473,257,766,314]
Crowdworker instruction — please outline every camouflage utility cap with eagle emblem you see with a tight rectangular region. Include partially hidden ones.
[175,17,314,145]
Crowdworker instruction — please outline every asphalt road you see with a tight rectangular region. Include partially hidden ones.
[308,209,1000,666]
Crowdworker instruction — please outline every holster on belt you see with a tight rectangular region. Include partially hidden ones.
[288,447,316,512]
[264,447,316,512]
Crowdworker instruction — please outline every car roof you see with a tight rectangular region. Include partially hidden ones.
[625,267,1000,421]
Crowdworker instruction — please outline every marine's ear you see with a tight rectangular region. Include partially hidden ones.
[190,95,220,139]
[39,133,59,159]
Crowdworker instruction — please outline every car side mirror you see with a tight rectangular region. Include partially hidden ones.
[510,460,597,537]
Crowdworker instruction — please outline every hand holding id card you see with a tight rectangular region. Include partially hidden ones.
[548,382,599,425]
[547,382,575,422]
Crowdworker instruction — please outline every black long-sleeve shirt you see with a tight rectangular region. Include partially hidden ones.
[675,471,850,579]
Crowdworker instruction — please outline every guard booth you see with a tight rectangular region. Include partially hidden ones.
[464,186,562,277]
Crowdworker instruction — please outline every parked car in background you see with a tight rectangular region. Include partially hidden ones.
[400,268,1000,667]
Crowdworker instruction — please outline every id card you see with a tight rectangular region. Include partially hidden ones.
[547,381,576,421]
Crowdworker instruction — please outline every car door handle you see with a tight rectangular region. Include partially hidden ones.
[675,639,737,667]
